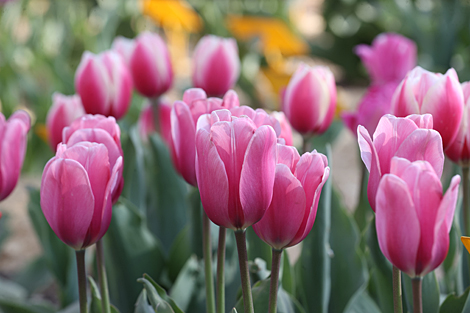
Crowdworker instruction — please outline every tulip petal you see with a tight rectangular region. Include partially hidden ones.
[277,144,300,173]
[183,88,207,105]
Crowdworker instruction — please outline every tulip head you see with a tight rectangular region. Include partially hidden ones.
[130,31,173,98]
[75,50,133,120]
[283,64,336,135]
[376,157,459,277]
[270,111,293,146]
[111,36,135,66]
[192,35,240,97]
[391,66,464,149]
[41,142,122,250]
[46,93,85,150]
[0,110,30,201]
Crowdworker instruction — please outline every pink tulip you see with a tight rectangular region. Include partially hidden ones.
[111,36,135,66]
[445,82,470,165]
[283,64,336,135]
[63,115,123,203]
[46,93,85,150]
[0,111,30,201]
[75,50,133,120]
[253,144,329,249]
[355,33,417,85]
[271,111,293,146]
[391,66,464,149]
[138,98,172,144]
[192,35,240,97]
[376,157,460,277]
[130,31,173,98]
[169,88,240,186]
[41,142,122,250]
[358,114,444,211]
[195,109,278,230]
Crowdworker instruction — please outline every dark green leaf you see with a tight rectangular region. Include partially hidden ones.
[344,289,381,313]
[142,274,184,313]
[170,256,200,311]
[167,226,192,283]
[281,252,295,297]
[138,278,174,313]
[439,286,470,313]
[0,278,55,313]
[88,276,102,313]
[134,290,155,313]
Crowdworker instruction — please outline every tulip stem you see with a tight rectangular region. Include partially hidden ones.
[76,250,88,313]
[150,97,161,134]
[203,212,216,313]
[411,277,422,313]
[235,229,254,313]
[392,266,403,313]
[96,240,111,313]
[268,248,283,313]
[216,227,226,313]
[302,135,312,154]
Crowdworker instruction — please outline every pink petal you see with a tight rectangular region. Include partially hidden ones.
[183,88,207,105]
[222,90,240,109]
[277,144,300,172]
[406,113,433,129]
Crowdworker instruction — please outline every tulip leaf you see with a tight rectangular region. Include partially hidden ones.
[439,286,470,313]
[353,164,373,231]
[281,252,296,297]
[188,188,203,258]
[138,278,175,313]
[142,274,184,313]
[402,271,439,313]
[0,277,55,313]
[442,221,463,295]
[343,289,381,313]
[167,226,192,283]
[88,276,103,313]
[0,212,9,249]
[169,256,200,312]
[14,256,53,295]
[134,290,156,313]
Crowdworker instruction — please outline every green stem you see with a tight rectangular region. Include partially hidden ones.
[76,250,88,313]
[150,97,161,134]
[203,212,216,313]
[302,135,312,154]
[216,227,226,313]
[392,266,403,313]
[412,277,422,313]
[234,230,254,313]
[268,249,283,313]
[96,240,111,313]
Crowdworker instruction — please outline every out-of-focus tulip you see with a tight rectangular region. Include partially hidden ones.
[271,111,293,146]
[111,36,135,66]
[75,50,133,120]
[138,98,172,144]
[391,66,464,149]
[376,157,459,277]
[195,109,278,230]
[358,114,444,211]
[192,35,240,97]
[46,93,85,150]
[130,31,173,98]
[253,145,329,249]
[41,142,122,250]
[170,88,240,186]
[283,64,336,135]
[63,115,123,203]
[0,111,30,201]
[355,33,417,85]
[445,82,470,165]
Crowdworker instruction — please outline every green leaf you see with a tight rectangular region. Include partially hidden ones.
[14,256,53,295]
[353,164,373,231]
[344,289,381,313]
[403,272,439,313]
[142,274,184,313]
[281,252,295,297]
[88,276,102,313]
[134,290,155,313]
[167,226,192,283]
[170,256,200,312]
[439,286,470,313]
[0,277,55,313]
[138,278,174,313]
[0,212,10,249]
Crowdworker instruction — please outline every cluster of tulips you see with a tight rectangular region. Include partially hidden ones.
[1,29,470,313]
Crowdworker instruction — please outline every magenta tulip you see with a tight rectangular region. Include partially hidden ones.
[192,35,240,97]
[391,66,464,149]
[130,31,173,98]
[111,36,135,66]
[283,64,336,135]
[271,111,293,146]
[46,93,85,150]
[75,50,133,120]
[358,114,444,211]
[376,157,460,277]
[195,109,278,230]
[355,33,417,85]
[63,115,123,203]
[138,98,172,144]
[253,144,329,249]
[0,110,30,201]
[41,142,122,250]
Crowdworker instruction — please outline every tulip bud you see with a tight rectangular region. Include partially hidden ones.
[192,35,240,97]
[41,142,122,250]
[111,36,135,66]
[138,98,172,144]
[391,66,464,149]
[46,93,85,150]
[130,31,173,98]
[63,115,124,203]
[75,50,133,120]
[0,111,30,201]
[283,64,336,135]
[376,157,459,277]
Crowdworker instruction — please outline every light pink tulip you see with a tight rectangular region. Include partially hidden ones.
[253,144,329,249]
[195,109,278,230]
[0,111,30,201]
[41,142,122,250]
[111,36,135,66]
[445,82,470,165]
[170,88,240,186]
[46,93,85,150]
[391,66,464,149]
[376,157,459,277]
[355,33,417,85]
[283,64,336,135]
[75,50,133,120]
[63,115,123,203]
[138,98,172,144]
[130,31,173,98]
[271,111,293,146]
[358,114,444,211]
[192,35,240,97]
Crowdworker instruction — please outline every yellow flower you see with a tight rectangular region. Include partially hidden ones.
[141,0,202,32]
